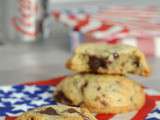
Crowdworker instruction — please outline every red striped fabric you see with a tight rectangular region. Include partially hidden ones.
[52,8,160,58]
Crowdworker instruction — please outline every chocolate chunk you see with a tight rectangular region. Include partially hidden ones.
[81,82,88,93]
[39,107,59,115]
[64,108,78,113]
[30,117,34,120]
[117,99,121,102]
[77,101,84,106]
[100,100,107,106]
[97,86,101,91]
[64,108,90,120]
[133,58,140,67]
[113,52,119,59]
[130,96,133,101]
[88,56,107,72]
[102,94,106,97]
[54,91,73,106]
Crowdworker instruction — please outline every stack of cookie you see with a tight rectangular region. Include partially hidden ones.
[54,43,151,114]
[17,43,151,120]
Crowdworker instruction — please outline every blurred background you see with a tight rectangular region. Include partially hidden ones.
[0,0,160,89]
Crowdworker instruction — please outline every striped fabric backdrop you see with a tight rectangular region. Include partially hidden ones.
[52,6,160,57]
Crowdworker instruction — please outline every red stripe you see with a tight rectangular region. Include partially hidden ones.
[96,113,115,120]
[150,96,160,101]
[22,76,65,86]
[52,10,61,20]
[131,95,156,120]
[74,19,89,31]
[5,116,16,120]
[137,37,155,57]
[97,24,112,31]
[16,17,33,26]
[68,14,77,20]
[12,17,37,37]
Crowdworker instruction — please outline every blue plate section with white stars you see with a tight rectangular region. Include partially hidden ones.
[0,85,56,116]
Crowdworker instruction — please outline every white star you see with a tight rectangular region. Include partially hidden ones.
[0,93,4,97]
[0,103,5,107]
[0,86,14,93]
[48,87,55,92]
[146,112,160,119]
[12,104,34,112]
[22,85,40,94]
[1,98,22,104]
[38,92,52,99]
[30,100,48,106]
[11,92,28,99]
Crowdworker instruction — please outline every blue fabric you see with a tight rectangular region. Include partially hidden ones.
[0,85,56,116]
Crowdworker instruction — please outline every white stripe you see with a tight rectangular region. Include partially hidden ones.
[145,89,160,96]
[111,111,137,120]
[154,37,160,57]
[121,37,138,47]
[93,25,124,39]
[76,14,87,20]
[59,14,76,27]
[81,19,102,33]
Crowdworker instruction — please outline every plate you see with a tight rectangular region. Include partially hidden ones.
[3,76,160,120]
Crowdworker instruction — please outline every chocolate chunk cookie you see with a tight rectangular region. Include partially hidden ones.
[16,105,97,120]
[66,43,150,76]
[54,74,145,114]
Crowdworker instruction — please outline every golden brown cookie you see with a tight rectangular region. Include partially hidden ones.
[66,43,150,76]
[54,74,145,114]
[16,105,97,120]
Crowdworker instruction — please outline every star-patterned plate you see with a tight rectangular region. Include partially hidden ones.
[1,76,160,120]
[0,85,56,116]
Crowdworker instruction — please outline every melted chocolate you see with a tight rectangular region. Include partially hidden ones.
[88,56,107,72]
[133,59,140,67]
[64,108,78,113]
[81,82,88,93]
[39,107,59,115]
[54,91,73,105]
[97,86,101,91]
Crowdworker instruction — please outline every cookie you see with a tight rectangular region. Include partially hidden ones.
[54,74,145,114]
[16,105,97,120]
[66,43,150,76]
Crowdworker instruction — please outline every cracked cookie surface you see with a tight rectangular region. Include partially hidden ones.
[66,43,150,76]
[54,74,145,114]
